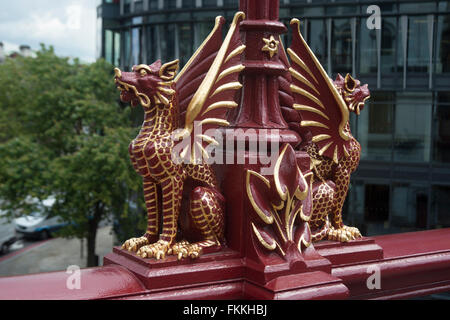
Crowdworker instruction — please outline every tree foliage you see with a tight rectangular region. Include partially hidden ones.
[0,45,146,265]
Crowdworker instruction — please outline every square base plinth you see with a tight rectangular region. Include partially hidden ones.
[103,246,350,300]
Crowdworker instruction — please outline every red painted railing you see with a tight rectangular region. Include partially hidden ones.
[0,228,448,300]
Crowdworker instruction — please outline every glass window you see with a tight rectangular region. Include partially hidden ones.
[160,24,176,61]
[303,6,325,17]
[331,19,352,76]
[132,16,143,25]
[435,14,450,73]
[114,32,121,66]
[433,92,450,163]
[394,92,432,162]
[306,19,327,68]
[364,184,390,223]
[134,0,143,12]
[397,16,406,73]
[193,11,218,19]
[345,182,365,226]
[359,17,377,74]
[194,21,215,48]
[178,23,193,67]
[124,0,131,13]
[147,13,165,23]
[167,0,177,9]
[400,2,435,13]
[432,186,450,228]
[433,186,450,227]
[361,3,396,14]
[149,0,158,10]
[326,5,357,15]
[124,29,131,69]
[381,17,397,74]
[105,30,114,63]
[439,1,450,11]
[407,15,431,73]
[224,0,237,7]
[146,26,157,64]
[392,184,428,229]
[182,0,195,8]
[202,0,217,8]
[358,92,394,161]
[131,27,142,65]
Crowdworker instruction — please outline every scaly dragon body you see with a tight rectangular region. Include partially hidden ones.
[281,19,370,242]
[114,13,246,260]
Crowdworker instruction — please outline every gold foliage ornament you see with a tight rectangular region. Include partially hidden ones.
[246,143,313,258]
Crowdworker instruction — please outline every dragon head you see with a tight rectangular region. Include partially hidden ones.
[114,59,179,109]
[334,73,370,115]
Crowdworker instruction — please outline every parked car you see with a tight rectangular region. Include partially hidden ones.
[0,212,16,254]
[14,211,67,240]
[14,198,67,240]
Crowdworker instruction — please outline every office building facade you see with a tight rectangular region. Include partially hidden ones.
[97,0,450,236]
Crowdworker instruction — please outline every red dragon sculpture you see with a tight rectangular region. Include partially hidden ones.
[281,19,371,243]
[114,12,246,260]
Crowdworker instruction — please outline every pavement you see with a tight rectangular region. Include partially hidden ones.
[0,226,114,277]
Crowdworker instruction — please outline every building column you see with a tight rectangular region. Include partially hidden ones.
[401,15,408,89]
[351,17,356,77]
[427,14,434,90]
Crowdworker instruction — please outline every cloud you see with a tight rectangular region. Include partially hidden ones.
[0,0,98,63]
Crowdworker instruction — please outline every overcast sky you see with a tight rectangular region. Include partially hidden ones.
[0,0,99,63]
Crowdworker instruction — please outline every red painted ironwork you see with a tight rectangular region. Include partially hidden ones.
[0,0,449,301]
[1,229,449,299]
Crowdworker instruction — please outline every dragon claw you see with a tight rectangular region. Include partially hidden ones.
[134,240,203,261]
[328,225,362,242]
[136,240,170,260]
[122,236,149,252]
[170,241,202,260]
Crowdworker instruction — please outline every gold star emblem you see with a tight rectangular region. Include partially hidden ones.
[262,35,280,59]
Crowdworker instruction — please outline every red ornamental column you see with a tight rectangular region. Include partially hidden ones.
[232,0,290,129]
[220,0,319,286]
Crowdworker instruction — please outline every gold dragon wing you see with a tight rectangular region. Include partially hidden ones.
[173,12,246,163]
[287,19,351,164]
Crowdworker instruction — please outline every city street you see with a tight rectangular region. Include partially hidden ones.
[0,226,114,277]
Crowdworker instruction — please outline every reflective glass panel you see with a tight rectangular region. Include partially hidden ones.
[394,92,432,162]
[358,92,394,161]
[146,26,157,64]
[433,93,450,163]
[114,32,121,66]
[105,29,114,63]
[331,19,352,76]
[306,19,327,68]
[381,17,397,74]
[433,186,450,227]
[407,15,431,73]
[149,0,158,10]
[131,27,142,65]
[435,14,450,74]
[124,0,131,13]
[202,0,217,8]
[392,184,428,229]
[400,2,435,13]
[178,23,193,67]
[359,18,377,74]
[160,24,176,61]
[124,30,131,69]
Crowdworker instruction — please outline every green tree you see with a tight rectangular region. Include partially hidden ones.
[0,45,146,267]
